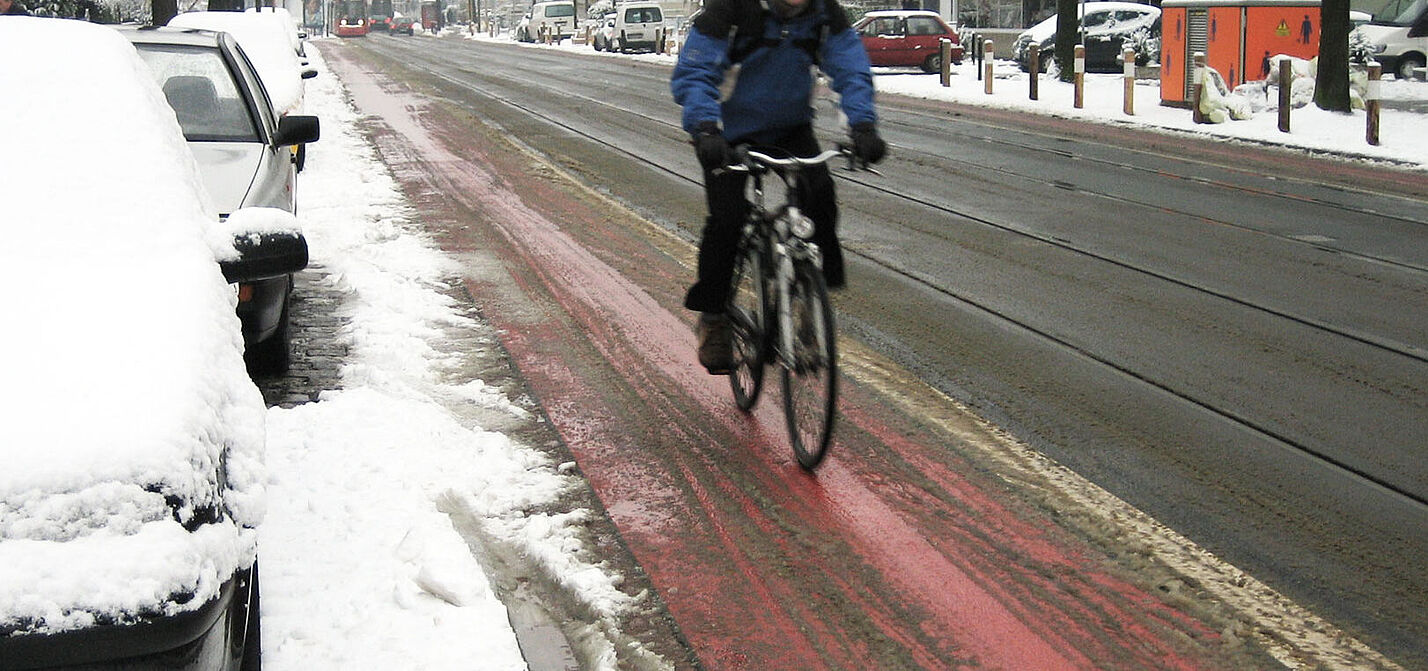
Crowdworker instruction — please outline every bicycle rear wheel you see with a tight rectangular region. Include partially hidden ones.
[727,236,767,411]
[781,261,837,470]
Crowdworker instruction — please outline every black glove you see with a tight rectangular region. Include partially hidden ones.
[849,122,887,164]
[694,121,731,171]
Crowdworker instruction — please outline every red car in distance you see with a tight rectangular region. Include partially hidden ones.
[854,10,964,73]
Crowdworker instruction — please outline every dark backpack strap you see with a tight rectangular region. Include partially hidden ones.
[726,0,847,65]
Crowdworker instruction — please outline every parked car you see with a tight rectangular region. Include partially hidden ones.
[1355,0,1428,79]
[854,10,964,73]
[610,0,664,52]
[121,24,319,371]
[169,10,318,171]
[591,12,616,50]
[516,0,576,42]
[1012,1,1161,73]
[392,14,417,34]
[0,17,302,670]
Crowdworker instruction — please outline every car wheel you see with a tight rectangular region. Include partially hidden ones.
[246,297,291,374]
[240,564,261,671]
[1396,53,1426,80]
[920,52,942,73]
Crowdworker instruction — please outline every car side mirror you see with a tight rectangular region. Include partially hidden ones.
[219,208,309,283]
[301,67,319,79]
[222,231,308,282]
[275,115,320,147]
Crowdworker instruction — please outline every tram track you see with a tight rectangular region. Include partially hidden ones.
[331,34,1428,662]
[358,35,1428,510]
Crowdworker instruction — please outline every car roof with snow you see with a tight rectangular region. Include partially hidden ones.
[1021,1,1160,41]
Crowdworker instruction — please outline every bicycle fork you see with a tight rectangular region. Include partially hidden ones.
[773,207,827,372]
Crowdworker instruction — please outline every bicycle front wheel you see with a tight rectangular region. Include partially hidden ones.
[727,236,767,411]
[781,261,837,470]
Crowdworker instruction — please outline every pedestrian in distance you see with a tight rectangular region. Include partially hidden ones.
[670,0,886,375]
[1,0,30,15]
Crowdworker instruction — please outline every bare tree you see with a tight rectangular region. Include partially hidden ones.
[1315,0,1352,111]
[1054,0,1077,81]
[152,0,175,23]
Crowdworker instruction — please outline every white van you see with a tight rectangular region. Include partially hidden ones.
[518,0,577,42]
[1354,0,1428,79]
[611,1,665,52]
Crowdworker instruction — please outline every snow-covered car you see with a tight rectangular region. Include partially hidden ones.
[854,10,964,72]
[1012,1,1161,73]
[121,25,319,371]
[0,17,304,670]
[591,13,616,50]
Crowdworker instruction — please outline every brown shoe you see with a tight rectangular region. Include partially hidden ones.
[696,312,733,375]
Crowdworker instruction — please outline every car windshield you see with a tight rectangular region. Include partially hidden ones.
[1352,0,1425,23]
[135,44,261,143]
[625,7,661,21]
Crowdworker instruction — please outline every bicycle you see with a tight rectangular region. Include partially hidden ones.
[721,144,873,470]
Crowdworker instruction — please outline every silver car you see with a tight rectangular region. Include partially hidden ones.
[120,25,319,372]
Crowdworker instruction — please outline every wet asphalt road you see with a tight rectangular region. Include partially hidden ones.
[278,34,1428,669]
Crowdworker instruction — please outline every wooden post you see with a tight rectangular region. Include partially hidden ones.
[1366,62,1382,145]
[1028,44,1039,100]
[1192,52,1206,124]
[1123,47,1135,115]
[983,40,994,95]
[1277,58,1292,132]
[940,38,952,87]
[1073,44,1085,108]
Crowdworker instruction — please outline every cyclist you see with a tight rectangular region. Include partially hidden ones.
[671,0,887,375]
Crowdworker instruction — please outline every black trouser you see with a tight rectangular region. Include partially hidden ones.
[683,124,845,313]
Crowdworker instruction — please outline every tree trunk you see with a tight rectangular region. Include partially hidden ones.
[151,0,176,24]
[1055,0,1078,82]
[1315,0,1352,112]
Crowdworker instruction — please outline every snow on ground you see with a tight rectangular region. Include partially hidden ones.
[262,41,646,670]
[480,28,1428,169]
[267,29,1425,671]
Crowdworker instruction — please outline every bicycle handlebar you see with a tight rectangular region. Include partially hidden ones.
[717,143,880,176]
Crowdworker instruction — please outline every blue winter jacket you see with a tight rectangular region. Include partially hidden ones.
[670,0,877,143]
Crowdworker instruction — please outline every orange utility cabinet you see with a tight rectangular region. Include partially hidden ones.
[1161,0,1323,106]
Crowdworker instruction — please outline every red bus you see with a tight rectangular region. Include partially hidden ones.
[335,0,369,36]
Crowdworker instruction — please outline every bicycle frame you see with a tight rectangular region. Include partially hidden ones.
[734,152,831,371]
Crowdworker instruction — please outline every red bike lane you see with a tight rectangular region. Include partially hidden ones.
[324,43,1269,670]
